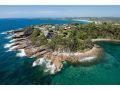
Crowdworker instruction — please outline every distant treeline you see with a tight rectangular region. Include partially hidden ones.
[66,17,120,23]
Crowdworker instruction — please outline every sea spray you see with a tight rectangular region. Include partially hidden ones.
[0,30,11,34]
[32,58,57,74]
[16,49,26,57]
[4,43,15,48]
[0,32,6,34]
[5,35,13,39]
[32,58,46,67]
[44,60,56,74]
[9,39,16,43]
[1,29,21,35]
[6,45,19,52]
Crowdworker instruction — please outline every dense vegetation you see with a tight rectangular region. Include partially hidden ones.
[24,22,120,52]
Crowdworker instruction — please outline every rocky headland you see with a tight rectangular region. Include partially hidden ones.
[5,23,120,74]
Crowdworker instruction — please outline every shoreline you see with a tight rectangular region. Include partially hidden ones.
[4,24,120,75]
[72,19,93,23]
[4,29,105,74]
[42,45,104,72]
[92,38,120,43]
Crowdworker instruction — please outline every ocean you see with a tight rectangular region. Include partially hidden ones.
[0,18,120,85]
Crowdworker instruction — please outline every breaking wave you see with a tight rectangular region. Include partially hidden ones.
[0,32,6,34]
[4,43,14,48]
[16,49,26,57]
[9,39,16,43]
[5,35,13,39]
[32,58,56,74]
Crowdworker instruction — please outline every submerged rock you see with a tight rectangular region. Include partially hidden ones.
[104,64,112,70]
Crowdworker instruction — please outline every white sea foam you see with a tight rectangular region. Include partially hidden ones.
[6,45,18,52]
[32,58,46,67]
[9,39,16,43]
[0,29,19,35]
[32,62,37,67]
[32,58,57,74]
[44,60,56,74]
[5,35,13,39]
[4,43,14,48]
[16,49,26,57]
[0,32,6,34]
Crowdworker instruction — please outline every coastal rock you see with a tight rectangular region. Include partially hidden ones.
[31,50,49,58]
[6,29,23,34]
[39,45,104,73]
[5,24,107,75]
[12,32,24,39]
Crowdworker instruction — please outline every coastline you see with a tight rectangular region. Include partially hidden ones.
[43,45,104,72]
[4,23,120,75]
[4,29,105,74]
[72,19,93,23]
[92,39,120,43]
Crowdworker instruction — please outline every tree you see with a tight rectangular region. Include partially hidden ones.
[30,30,41,44]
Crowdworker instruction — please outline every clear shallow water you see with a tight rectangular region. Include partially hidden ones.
[0,19,120,85]
[51,42,120,85]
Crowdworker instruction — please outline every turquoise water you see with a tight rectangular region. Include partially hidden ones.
[51,43,120,85]
[0,19,120,85]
